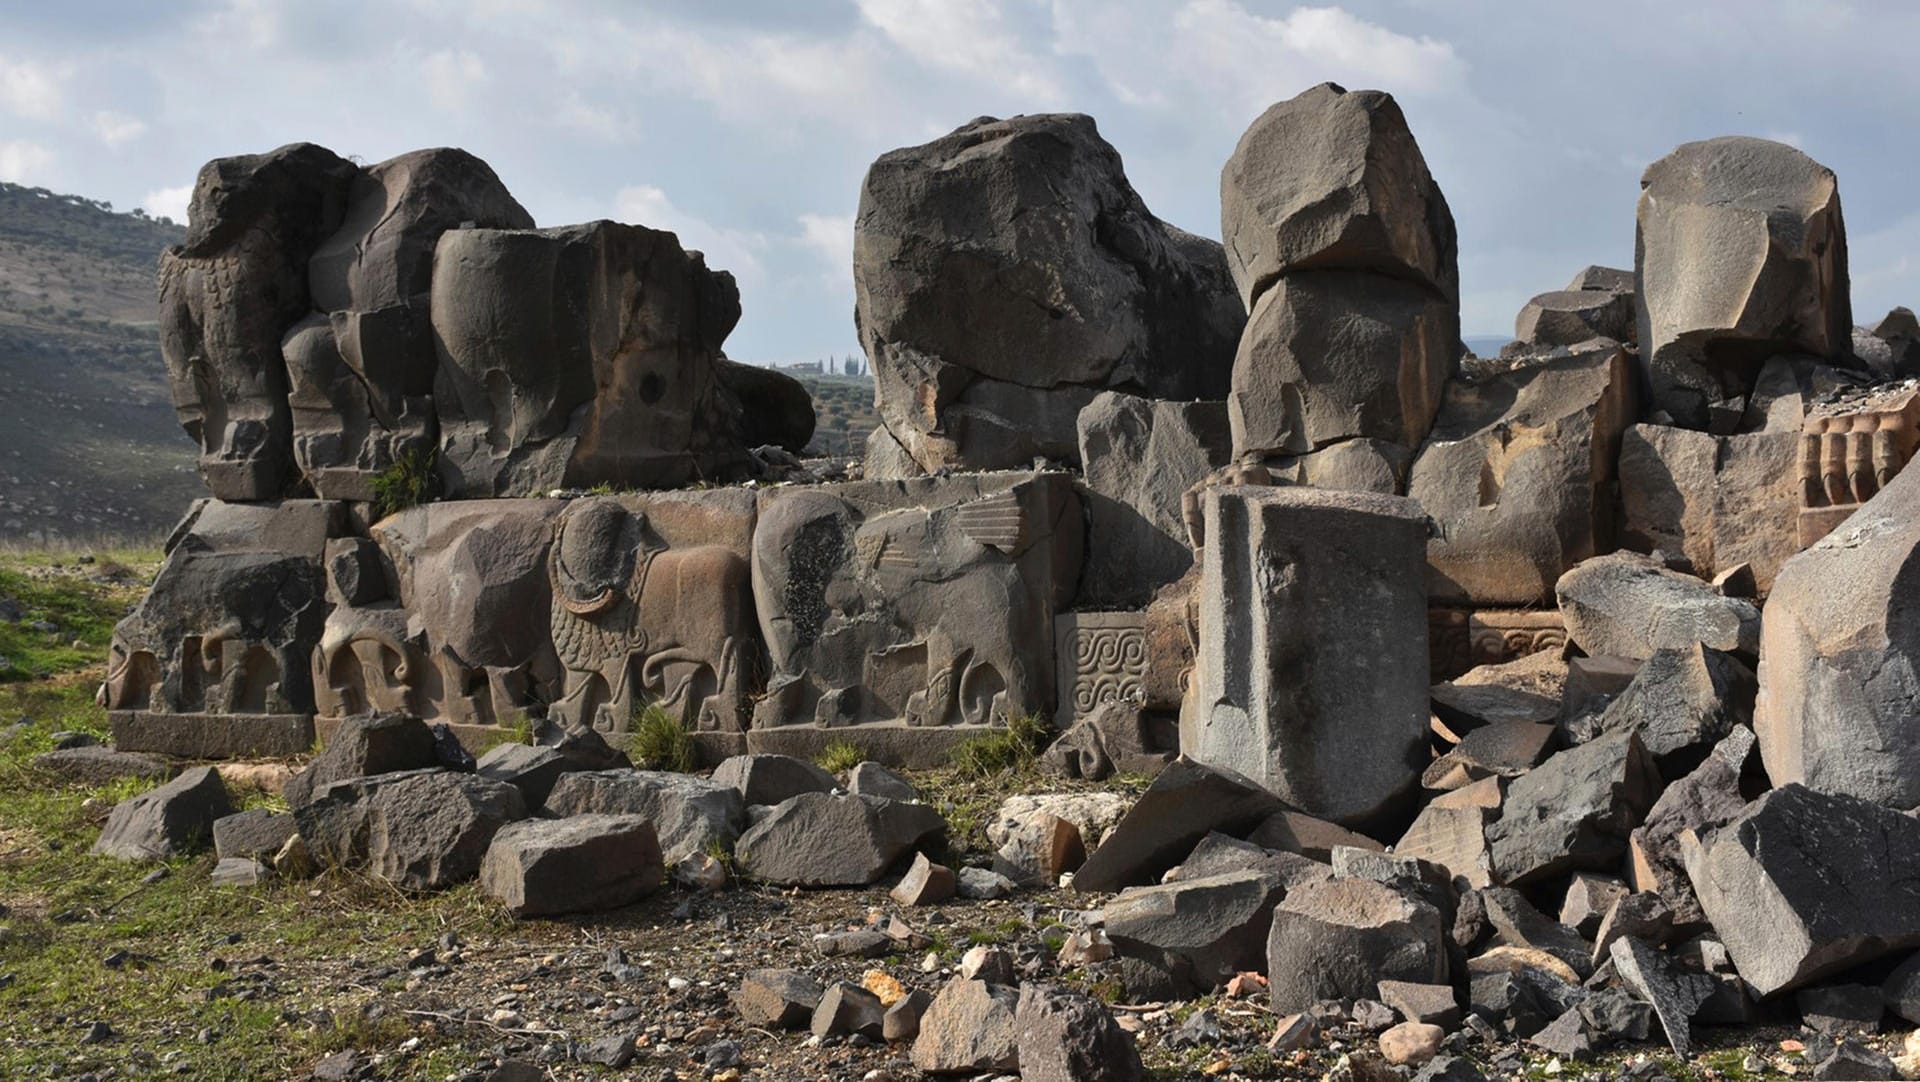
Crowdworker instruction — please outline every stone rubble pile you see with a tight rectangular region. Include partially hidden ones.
[66,76,1920,1080]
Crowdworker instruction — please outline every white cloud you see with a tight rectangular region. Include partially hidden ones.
[0,140,54,183]
[856,0,1068,105]
[614,184,767,283]
[91,111,146,147]
[0,56,69,121]
[422,48,487,112]
[140,183,194,224]
[797,212,856,291]
[1054,0,1468,120]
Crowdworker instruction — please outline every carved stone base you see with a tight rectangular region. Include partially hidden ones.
[734,723,1003,771]
[111,711,314,759]
[1428,608,1568,680]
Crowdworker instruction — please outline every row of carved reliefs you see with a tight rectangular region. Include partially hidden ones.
[1427,608,1569,680]
[1798,386,1920,546]
[750,473,1082,734]
[101,500,350,756]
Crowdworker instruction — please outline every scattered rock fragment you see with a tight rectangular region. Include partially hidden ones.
[891,852,956,906]
[93,766,234,861]
[732,969,824,1030]
[479,814,663,917]
[1014,983,1144,1082]
[910,978,1020,1075]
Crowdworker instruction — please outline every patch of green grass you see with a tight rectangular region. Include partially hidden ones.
[628,703,695,773]
[0,553,157,683]
[816,737,867,774]
[948,711,1050,781]
[474,711,533,754]
[370,447,437,520]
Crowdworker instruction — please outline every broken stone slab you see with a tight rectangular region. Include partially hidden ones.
[1075,391,1233,607]
[710,753,838,807]
[1106,870,1287,994]
[364,770,527,891]
[474,744,576,808]
[1555,551,1760,660]
[1796,984,1884,1037]
[988,792,1130,887]
[478,814,664,917]
[1267,878,1448,1014]
[1559,873,1630,939]
[1684,783,1920,996]
[1014,983,1144,1082]
[1882,952,1920,1025]
[1332,848,1457,931]
[290,767,443,868]
[543,770,745,865]
[1220,81,1457,307]
[846,761,919,802]
[1072,758,1286,892]
[284,712,441,810]
[1377,981,1460,1029]
[1590,893,1675,967]
[1759,460,1920,806]
[1170,832,1332,889]
[1514,288,1635,348]
[1465,955,1585,1038]
[956,867,1017,900]
[1248,809,1386,862]
[732,969,825,1030]
[883,988,932,1042]
[1411,347,1636,607]
[811,981,886,1039]
[891,852,956,907]
[1811,1039,1899,1081]
[1628,727,1755,928]
[211,857,272,888]
[1609,935,1714,1057]
[93,766,235,861]
[1187,485,1431,827]
[212,809,297,861]
[1486,729,1660,886]
[34,746,171,786]
[733,792,944,887]
[1479,887,1594,979]
[1421,722,1556,792]
[1428,681,1560,735]
[1394,796,1496,890]
[910,978,1021,1075]
[1637,137,1852,427]
[1578,643,1754,778]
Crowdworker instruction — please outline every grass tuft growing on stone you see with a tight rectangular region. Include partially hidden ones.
[628,703,695,773]
[816,737,867,774]
[948,710,1050,781]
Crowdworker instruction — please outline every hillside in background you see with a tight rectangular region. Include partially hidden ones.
[0,182,198,544]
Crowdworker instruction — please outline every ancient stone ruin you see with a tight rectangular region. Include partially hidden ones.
[71,80,1920,1079]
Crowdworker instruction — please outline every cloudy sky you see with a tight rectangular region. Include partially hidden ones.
[4,0,1918,363]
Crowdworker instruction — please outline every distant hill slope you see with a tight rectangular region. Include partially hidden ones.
[0,183,199,544]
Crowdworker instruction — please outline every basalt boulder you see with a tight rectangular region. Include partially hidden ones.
[1636,137,1852,427]
[854,113,1243,477]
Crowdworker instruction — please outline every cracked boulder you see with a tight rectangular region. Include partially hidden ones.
[543,770,744,865]
[1636,136,1852,427]
[854,113,1242,477]
[1684,783,1920,996]
[479,814,664,917]
[733,792,944,887]
[1486,730,1660,885]
[1267,877,1448,1014]
[1555,551,1760,660]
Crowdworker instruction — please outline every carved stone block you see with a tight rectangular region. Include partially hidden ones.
[1797,387,1920,547]
[751,471,1082,733]
[1054,612,1149,727]
[1185,485,1429,826]
[1428,609,1570,681]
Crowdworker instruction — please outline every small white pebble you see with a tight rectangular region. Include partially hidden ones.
[667,976,691,992]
